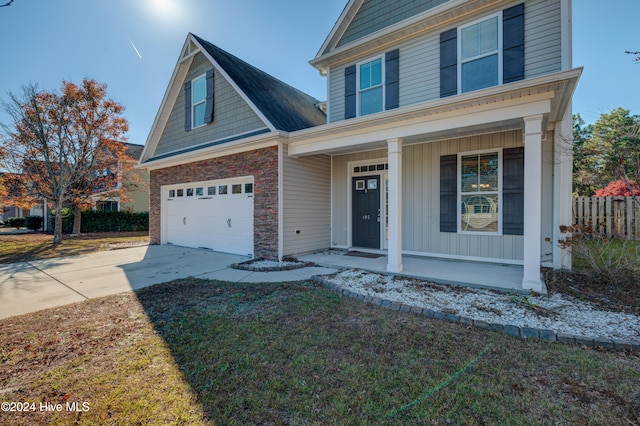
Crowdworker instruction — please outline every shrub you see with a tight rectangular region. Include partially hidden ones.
[25,216,44,231]
[559,225,640,290]
[80,210,149,233]
[7,217,26,229]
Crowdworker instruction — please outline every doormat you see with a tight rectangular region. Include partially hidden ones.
[344,251,384,259]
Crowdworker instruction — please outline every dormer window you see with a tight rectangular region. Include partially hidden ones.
[358,57,383,116]
[191,74,207,128]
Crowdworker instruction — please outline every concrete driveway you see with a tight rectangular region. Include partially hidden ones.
[0,245,336,320]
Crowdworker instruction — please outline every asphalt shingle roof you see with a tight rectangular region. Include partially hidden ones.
[192,34,326,132]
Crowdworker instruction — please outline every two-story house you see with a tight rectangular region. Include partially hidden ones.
[138,0,581,292]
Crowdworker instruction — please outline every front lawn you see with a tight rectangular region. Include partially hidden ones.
[0,232,149,264]
[1,279,638,425]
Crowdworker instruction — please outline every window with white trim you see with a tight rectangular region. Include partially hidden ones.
[459,150,501,233]
[358,57,383,116]
[192,74,207,128]
[459,13,502,93]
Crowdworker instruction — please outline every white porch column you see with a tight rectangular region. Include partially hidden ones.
[523,115,544,292]
[553,110,573,269]
[387,138,403,273]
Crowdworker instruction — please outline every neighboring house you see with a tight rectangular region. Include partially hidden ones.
[91,142,150,213]
[1,142,149,227]
[138,0,581,292]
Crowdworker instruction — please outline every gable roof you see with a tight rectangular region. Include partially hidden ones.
[192,34,326,133]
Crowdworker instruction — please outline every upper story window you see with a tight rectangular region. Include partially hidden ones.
[358,57,384,116]
[192,74,207,128]
[440,4,524,98]
[184,69,214,131]
[459,14,502,93]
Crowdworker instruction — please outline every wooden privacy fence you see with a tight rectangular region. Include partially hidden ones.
[573,196,640,239]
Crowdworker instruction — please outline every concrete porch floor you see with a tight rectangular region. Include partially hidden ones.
[298,250,536,293]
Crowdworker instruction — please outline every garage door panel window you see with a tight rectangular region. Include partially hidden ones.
[219,185,228,195]
[245,183,253,194]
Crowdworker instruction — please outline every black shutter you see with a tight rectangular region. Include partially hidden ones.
[204,69,215,124]
[184,81,192,132]
[503,147,524,235]
[503,3,525,84]
[440,28,458,98]
[344,65,357,119]
[440,154,458,232]
[385,49,400,110]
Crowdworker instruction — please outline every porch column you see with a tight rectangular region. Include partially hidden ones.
[522,115,544,292]
[387,138,403,273]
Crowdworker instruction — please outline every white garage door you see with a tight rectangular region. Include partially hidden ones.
[162,177,254,256]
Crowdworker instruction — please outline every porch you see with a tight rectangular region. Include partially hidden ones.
[298,250,536,293]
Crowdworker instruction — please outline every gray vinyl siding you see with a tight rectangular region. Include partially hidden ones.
[331,132,526,261]
[282,145,331,256]
[399,34,440,106]
[328,67,345,123]
[327,0,562,123]
[336,0,450,48]
[155,53,268,156]
[525,0,562,78]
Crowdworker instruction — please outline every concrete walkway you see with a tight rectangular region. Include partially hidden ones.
[0,245,338,320]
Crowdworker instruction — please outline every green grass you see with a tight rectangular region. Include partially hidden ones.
[572,238,640,271]
[1,279,638,425]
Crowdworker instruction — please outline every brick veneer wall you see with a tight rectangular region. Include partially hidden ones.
[149,146,279,259]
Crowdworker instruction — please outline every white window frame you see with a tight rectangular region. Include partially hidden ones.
[356,55,385,116]
[457,148,503,235]
[191,73,207,129]
[457,12,503,94]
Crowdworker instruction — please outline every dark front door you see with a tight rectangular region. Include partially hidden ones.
[352,175,380,248]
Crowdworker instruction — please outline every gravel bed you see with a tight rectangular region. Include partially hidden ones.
[327,269,640,343]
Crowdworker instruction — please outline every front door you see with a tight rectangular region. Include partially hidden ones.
[352,175,380,248]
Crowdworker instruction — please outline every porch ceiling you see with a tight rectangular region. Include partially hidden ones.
[287,68,582,157]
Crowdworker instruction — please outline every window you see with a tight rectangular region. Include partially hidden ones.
[232,184,242,194]
[207,186,216,196]
[169,189,175,198]
[459,14,502,93]
[192,74,206,128]
[244,183,253,194]
[218,185,228,195]
[459,151,500,233]
[358,57,383,116]
[97,201,118,211]
[195,187,203,196]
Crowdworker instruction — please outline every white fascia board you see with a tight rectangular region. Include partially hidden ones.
[139,44,194,164]
[310,0,476,71]
[191,36,277,132]
[138,132,284,171]
[314,0,364,61]
[288,68,582,156]
[289,97,551,157]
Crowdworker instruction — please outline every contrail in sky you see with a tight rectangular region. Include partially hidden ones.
[129,39,143,59]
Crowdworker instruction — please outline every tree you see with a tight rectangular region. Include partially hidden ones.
[0,79,128,245]
[572,108,640,203]
[572,113,596,196]
[594,179,640,197]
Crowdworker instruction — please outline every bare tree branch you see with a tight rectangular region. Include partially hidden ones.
[0,0,15,8]
[625,50,640,62]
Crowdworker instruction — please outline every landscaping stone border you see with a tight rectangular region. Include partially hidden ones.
[230,258,314,272]
[312,275,640,352]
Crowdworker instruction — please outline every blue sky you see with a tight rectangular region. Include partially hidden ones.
[0,0,638,146]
